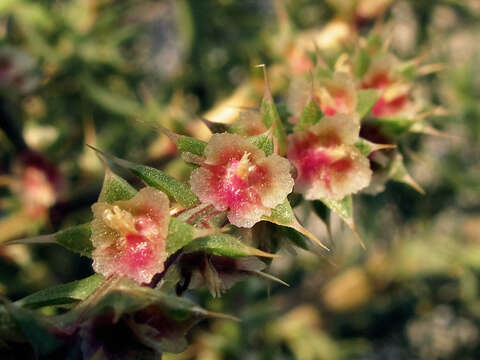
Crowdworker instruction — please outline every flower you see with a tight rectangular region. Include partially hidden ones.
[287,72,358,123]
[189,133,294,228]
[316,73,358,116]
[91,187,169,284]
[287,114,372,200]
[231,110,267,136]
[362,55,411,117]
[12,151,63,218]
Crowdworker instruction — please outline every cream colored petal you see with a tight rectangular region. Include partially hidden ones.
[204,133,264,165]
[319,72,358,115]
[227,202,270,228]
[116,187,170,238]
[256,155,294,208]
[190,167,228,211]
[311,114,360,145]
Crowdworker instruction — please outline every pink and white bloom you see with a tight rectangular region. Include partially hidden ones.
[287,114,372,200]
[11,151,63,218]
[91,187,169,284]
[190,133,294,228]
[287,72,358,123]
[362,55,411,117]
[232,110,267,136]
[316,73,358,116]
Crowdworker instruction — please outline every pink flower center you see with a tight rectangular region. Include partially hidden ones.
[371,95,409,117]
[326,93,349,116]
[208,153,267,210]
[122,233,155,271]
[363,73,391,89]
[290,132,353,190]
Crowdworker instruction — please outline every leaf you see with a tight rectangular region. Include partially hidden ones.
[71,281,237,355]
[297,98,323,130]
[3,302,65,357]
[258,65,288,155]
[276,226,310,251]
[166,218,195,255]
[265,198,295,226]
[249,131,274,156]
[356,89,380,120]
[373,116,415,136]
[263,199,329,251]
[184,233,277,258]
[355,48,370,78]
[156,125,207,156]
[4,223,93,256]
[321,196,365,248]
[16,274,104,309]
[55,223,94,256]
[388,153,425,194]
[355,138,396,156]
[89,146,199,207]
[176,135,207,156]
[98,167,137,204]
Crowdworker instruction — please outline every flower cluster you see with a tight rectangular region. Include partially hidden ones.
[86,33,433,287]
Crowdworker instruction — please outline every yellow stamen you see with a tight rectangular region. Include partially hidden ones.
[236,152,252,180]
[102,205,137,235]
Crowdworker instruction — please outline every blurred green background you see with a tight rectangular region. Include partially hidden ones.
[1,0,480,359]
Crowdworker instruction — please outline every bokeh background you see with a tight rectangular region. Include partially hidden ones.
[1,0,480,359]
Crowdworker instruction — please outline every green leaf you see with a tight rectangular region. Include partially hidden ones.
[166,218,195,255]
[131,164,198,207]
[356,89,380,120]
[321,196,364,248]
[249,131,274,156]
[355,137,396,156]
[264,199,295,226]
[4,223,93,257]
[264,199,329,251]
[321,196,353,224]
[55,223,94,256]
[261,99,288,156]
[277,226,310,251]
[259,66,288,155]
[355,48,370,78]
[156,124,207,156]
[176,135,207,156]
[3,303,65,356]
[372,116,415,135]
[157,125,207,156]
[184,233,277,258]
[16,274,104,309]
[89,146,199,207]
[69,280,237,354]
[297,98,323,130]
[388,153,425,194]
[98,168,137,203]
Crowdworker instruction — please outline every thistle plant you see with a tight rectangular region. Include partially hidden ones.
[0,0,455,356]
[0,24,446,357]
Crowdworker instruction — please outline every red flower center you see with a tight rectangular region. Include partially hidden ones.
[208,153,267,210]
[122,233,155,270]
[290,132,353,190]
